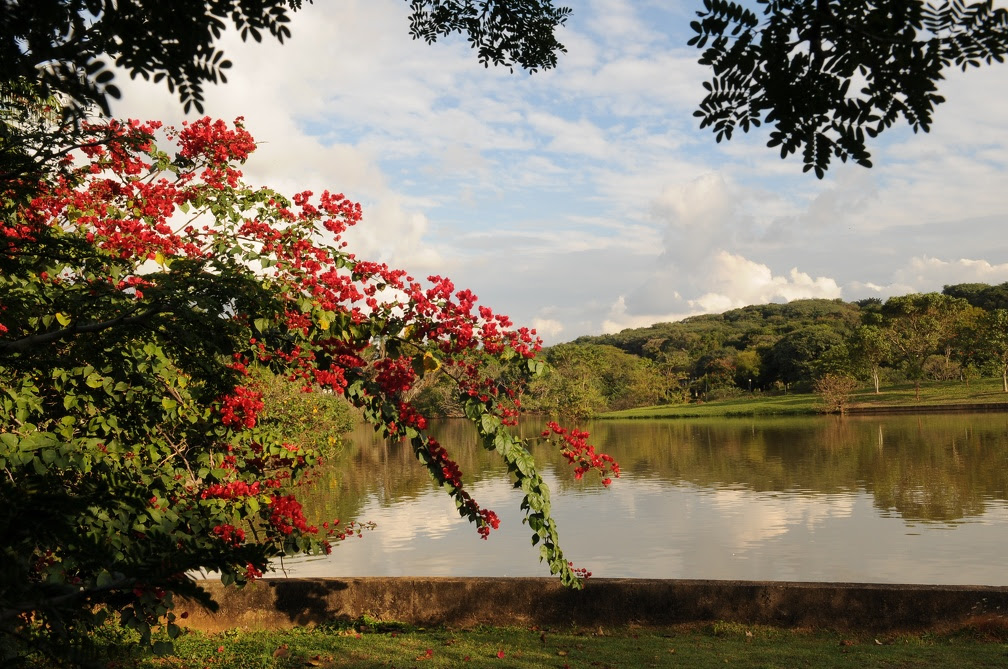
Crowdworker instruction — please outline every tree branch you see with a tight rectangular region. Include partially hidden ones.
[0,303,168,354]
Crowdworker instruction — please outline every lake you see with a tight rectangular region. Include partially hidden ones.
[285,413,1008,585]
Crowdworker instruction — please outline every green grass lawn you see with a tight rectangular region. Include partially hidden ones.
[92,618,1008,669]
[600,378,1008,419]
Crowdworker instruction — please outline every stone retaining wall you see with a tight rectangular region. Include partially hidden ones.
[180,578,1008,632]
[847,402,1008,415]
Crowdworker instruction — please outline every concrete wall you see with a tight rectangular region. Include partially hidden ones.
[180,578,1008,632]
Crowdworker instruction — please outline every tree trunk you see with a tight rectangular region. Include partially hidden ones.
[872,367,880,394]
[914,379,920,402]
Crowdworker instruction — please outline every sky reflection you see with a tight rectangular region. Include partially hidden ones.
[282,415,1008,584]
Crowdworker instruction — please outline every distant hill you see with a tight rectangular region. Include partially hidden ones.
[521,284,1008,417]
[573,298,863,356]
[412,285,1008,419]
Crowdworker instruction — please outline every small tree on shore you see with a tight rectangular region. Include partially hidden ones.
[850,325,890,394]
[813,374,860,415]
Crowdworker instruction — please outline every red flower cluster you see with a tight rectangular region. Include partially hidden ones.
[398,402,428,431]
[245,563,263,581]
[219,386,264,429]
[542,422,619,484]
[200,480,261,500]
[268,494,316,535]
[212,523,246,546]
[373,357,417,395]
[175,117,255,164]
[425,438,462,487]
[477,509,501,539]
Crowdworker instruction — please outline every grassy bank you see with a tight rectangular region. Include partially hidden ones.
[600,378,1008,419]
[89,618,1008,669]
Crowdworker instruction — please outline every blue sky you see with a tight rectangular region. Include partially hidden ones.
[114,0,1008,343]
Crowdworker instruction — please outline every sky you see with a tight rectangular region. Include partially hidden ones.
[112,0,1008,344]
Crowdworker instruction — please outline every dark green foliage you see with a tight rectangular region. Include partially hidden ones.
[581,299,860,368]
[406,0,572,72]
[690,1,1008,176]
[5,0,1006,181]
[882,292,970,399]
[2,0,309,117]
[943,281,1008,311]
[977,308,1008,391]
[1,0,572,127]
[762,325,847,390]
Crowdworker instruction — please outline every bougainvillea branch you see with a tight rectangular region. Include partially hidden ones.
[0,116,617,657]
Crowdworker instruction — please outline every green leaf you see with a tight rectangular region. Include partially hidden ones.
[480,413,500,434]
[152,640,174,655]
[96,569,113,588]
[515,451,535,476]
[464,401,482,421]
[494,432,510,455]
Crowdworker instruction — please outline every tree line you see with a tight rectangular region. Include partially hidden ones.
[413,284,1008,418]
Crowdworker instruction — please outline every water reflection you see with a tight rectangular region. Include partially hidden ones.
[287,414,1008,584]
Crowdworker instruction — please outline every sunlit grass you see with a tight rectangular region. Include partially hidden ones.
[94,618,1008,669]
[602,378,1008,419]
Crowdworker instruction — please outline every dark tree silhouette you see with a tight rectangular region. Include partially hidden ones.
[690,1,1008,177]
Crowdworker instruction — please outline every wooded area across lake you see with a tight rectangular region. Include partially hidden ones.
[413,283,1008,418]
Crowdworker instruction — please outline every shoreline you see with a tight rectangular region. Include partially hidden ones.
[596,383,1008,420]
[181,577,1008,633]
[600,401,1008,420]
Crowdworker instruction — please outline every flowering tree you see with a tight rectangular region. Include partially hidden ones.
[0,116,617,661]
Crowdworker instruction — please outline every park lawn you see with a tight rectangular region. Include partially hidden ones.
[600,378,1008,419]
[96,619,1008,669]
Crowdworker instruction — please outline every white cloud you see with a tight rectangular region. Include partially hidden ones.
[843,257,1008,301]
[709,489,855,549]
[602,251,842,334]
[105,0,1008,342]
[531,318,565,340]
[896,257,1008,286]
[602,296,695,334]
[527,112,612,158]
[689,252,842,311]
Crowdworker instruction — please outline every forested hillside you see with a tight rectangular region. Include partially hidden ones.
[415,283,1008,418]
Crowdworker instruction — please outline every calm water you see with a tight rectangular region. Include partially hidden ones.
[285,414,1008,584]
